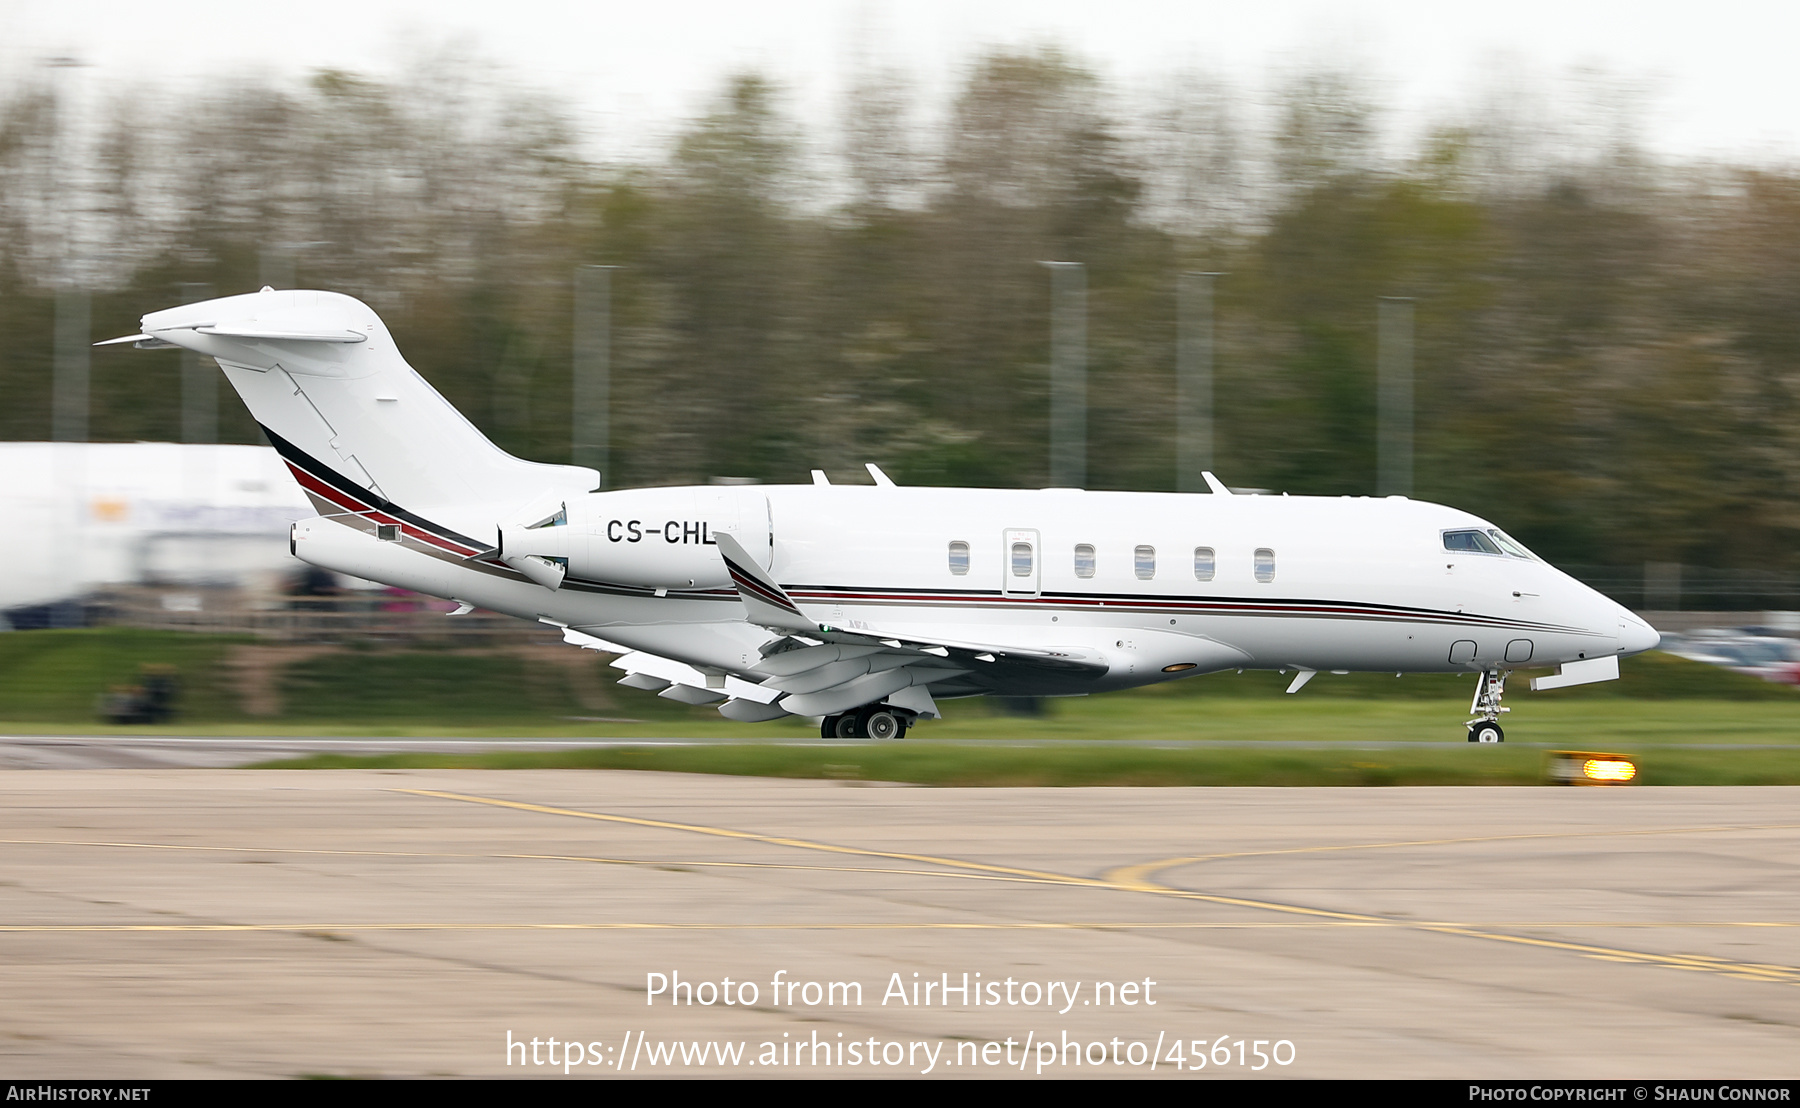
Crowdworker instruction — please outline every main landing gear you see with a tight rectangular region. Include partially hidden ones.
[821,704,911,740]
[1466,669,1508,743]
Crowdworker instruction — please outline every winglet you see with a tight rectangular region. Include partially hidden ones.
[714,532,816,633]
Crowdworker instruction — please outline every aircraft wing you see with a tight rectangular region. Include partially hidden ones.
[712,532,1109,712]
[556,625,792,721]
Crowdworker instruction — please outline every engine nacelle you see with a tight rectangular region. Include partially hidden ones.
[498,486,772,590]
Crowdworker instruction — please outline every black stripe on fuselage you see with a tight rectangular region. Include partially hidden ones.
[780,584,1589,635]
[260,423,491,555]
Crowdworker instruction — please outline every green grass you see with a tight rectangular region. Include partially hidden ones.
[277,649,618,722]
[7,697,1798,748]
[0,628,683,727]
[0,628,250,721]
[255,740,1800,787]
[3,630,1798,789]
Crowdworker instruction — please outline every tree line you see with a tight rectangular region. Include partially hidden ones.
[1,49,1796,577]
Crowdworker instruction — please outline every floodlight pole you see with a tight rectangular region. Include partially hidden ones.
[573,265,618,486]
[52,287,89,443]
[1177,272,1222,491]
[1041,261,1086,488]
[258,246,296,291]
[180,282,216,444]
[258,242,329,291]
[1378,296,1414,497]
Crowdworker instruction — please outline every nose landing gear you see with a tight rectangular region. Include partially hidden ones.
[1466,669,1509,742]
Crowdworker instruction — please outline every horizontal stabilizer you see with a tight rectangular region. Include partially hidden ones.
[193,323,368,343]
[94,333,176,349]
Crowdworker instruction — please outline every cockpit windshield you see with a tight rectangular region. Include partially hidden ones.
[1442,528,1538,560]
[1487,529,1538,560]
[1442,529,1502,555]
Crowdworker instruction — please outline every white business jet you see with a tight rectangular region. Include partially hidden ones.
[101,289,1659,742]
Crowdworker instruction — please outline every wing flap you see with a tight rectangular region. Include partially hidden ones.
[605,649,782,705]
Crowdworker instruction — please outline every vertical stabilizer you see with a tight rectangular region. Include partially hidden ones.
[135,290,596,542]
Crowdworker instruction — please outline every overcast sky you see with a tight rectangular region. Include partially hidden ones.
[6,0,1798,163]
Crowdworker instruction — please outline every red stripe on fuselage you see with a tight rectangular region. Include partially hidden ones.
[283,461,482,559]
[728,567,805,614]
[783,587,1569,631]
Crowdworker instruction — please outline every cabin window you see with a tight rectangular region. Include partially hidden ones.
[1193,546,1215,581]
[1442,529,1503,556]
[948,541,970,575]
[377,524,399,542]
[1134,545,1156,580]
[1254,547,1276,582]
[1011,542,1034,578]
[1074,544,1096,578]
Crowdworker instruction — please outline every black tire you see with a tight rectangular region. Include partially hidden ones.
[1468,721,1505,744]
[864,709,900,740]
[833,713,863,739]
[821,714,841,739]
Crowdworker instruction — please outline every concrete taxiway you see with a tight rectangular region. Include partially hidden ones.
[1,769,1797,1078]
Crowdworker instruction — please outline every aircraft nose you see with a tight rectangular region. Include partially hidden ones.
[1618,613,1661,655]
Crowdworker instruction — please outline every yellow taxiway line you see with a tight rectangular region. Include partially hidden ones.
[1102,821,1800,891]
[395,788,1800,989]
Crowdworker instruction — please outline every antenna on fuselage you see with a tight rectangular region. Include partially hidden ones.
[1201,471,1232,496]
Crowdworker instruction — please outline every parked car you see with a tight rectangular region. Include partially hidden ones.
[1660,630,1800,684]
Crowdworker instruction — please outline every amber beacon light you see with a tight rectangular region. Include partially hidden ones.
[1545,750,1639,786]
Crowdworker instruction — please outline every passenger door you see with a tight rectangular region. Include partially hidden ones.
[1002,528,1041,597]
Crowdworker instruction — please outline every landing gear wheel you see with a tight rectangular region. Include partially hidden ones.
[1465,669,1510,744]
[833,713,864,738]
[863,708,901,740]
[821,714,841,739]
[1467,721,1504,744]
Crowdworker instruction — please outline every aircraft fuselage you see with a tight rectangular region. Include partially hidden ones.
[292,482,1652,698]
